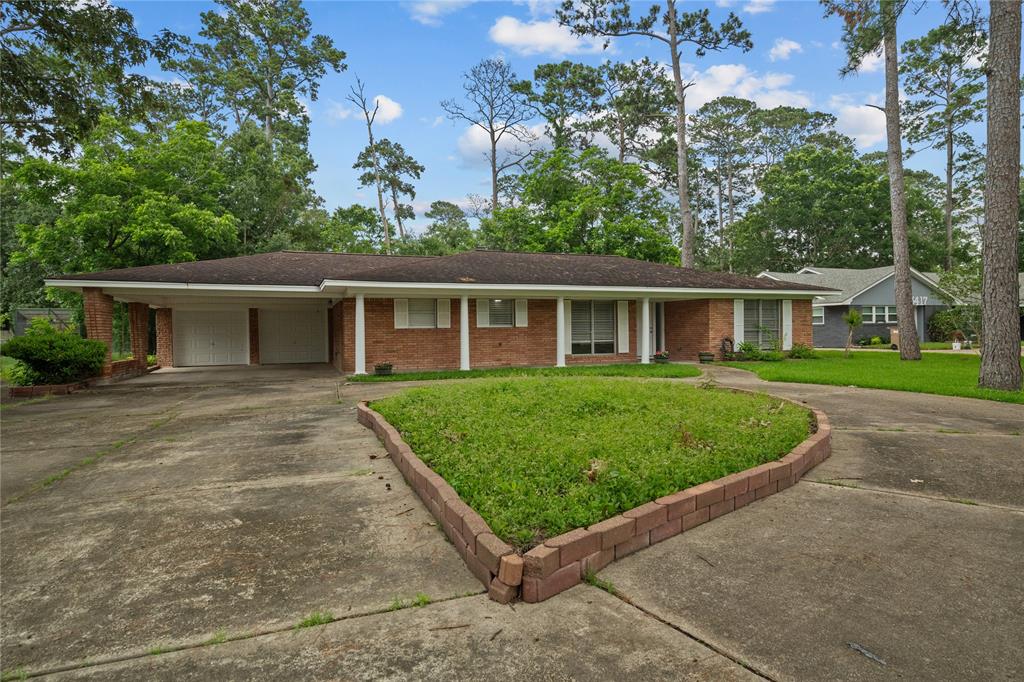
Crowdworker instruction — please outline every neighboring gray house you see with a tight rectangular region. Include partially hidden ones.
[758,267,954,347]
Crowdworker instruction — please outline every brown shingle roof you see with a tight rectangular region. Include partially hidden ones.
[56,249,829,292]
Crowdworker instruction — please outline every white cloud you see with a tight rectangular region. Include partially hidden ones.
[431,115,445,127]
[326,100,354,121]
[829,93,886,149]
[857,51,883,74]
[455,122,545,167]
[373,95,403,124]
[404,1,473,27]
[743,0,776,14]
[489,16,605,56]
[769,38,802,62]
[682,63,811,109]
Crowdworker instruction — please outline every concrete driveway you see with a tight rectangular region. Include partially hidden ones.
[1,365,1021,680]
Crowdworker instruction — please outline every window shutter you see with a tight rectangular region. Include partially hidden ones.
[514,299,528,327]
[436,299,451,328]
[781,299,793,350]
[616,301,629,353]
[476,298,489,327]
[394,299,409,329]
[563,299,572,355]
[732,299,744,344]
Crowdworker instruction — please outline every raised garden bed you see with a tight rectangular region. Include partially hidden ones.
[7,380,93,398]
[359,378,831,603]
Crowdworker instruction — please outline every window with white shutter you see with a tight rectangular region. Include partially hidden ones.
[570,300,616,354]
[407,299,437,328]
[487,299,514,327]
[743,300,782,349]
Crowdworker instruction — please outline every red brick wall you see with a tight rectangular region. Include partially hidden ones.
[248,308,260,365]
[155,309,173,367]
[791,299,813,347]
[663,299,736,361]
[340,297,640,373]
[83,288,114,372]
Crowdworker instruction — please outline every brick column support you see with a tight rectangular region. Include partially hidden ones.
[248,308,260,365]
[128,302,149,370]
[83,287,114,375]
[155,309,173,368]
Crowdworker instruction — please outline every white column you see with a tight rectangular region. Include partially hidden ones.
[555,296,566,367]
[354,293,366,375]
[641,297,651,364]
[460,295,470,370]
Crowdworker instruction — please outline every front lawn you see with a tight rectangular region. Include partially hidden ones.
[350,362,701,382]
[371,377,811,548]
[724,350,1024,404]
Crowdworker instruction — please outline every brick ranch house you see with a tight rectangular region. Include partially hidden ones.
[45,250,831,378]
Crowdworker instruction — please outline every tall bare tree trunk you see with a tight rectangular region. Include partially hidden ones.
[882,0,921,360]
[944,112,954,271]
[667,0,696,268]
[978,0,1022,391]
[489,135,499,213]
[389,186,406,240]
[716,164,725,269]
[365,121,391,254]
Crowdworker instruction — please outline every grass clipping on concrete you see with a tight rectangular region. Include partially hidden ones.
[372,377,811,549]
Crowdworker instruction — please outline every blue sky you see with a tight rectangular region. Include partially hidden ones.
[122,0,978,231]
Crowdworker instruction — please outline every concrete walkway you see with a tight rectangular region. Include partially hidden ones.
[1,366,1021,680]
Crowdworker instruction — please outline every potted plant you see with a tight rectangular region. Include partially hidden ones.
[374,361,393,376]
[697,351,715,364]
[653,350,670,364]
[950,330,965,351]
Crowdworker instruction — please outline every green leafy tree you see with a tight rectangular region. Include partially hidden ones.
[320,205,382,253]
[161,0,345,146]
[479,147,677,263]
[558,1,752,267]
[1,0,159,158]
[750,106,839,174]
[513,61,603,149]
[354,139,424,241]
[900,20,987,270]
[593,59,675,164]
[14,117,237,276]
[419,201,476,254]
[691,96,759,271]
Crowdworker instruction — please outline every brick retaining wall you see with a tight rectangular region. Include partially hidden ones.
[358,396,832,604]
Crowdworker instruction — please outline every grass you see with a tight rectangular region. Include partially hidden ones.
[295,611,334,629]
[349,362,701,383]
[388,593,432,611]
[583,570,618,595]
[371,377,810,549]
[723,350,1024,404]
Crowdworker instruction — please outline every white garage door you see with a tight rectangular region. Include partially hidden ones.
[174,310,248,366]
[259,308,327,364]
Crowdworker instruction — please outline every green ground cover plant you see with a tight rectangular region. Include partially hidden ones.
[723,350,1024,404]
[349,363,701,382]
[371,377,810,548]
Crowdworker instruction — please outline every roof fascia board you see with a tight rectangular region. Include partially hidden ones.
[322,279,835,298]
[44,279,324,294]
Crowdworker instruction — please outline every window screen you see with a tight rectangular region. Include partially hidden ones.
[812,306,825,325]
[571,300,615,354]
[488,299,514,327]
[743,300,782,349]
[408,299,436,328]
